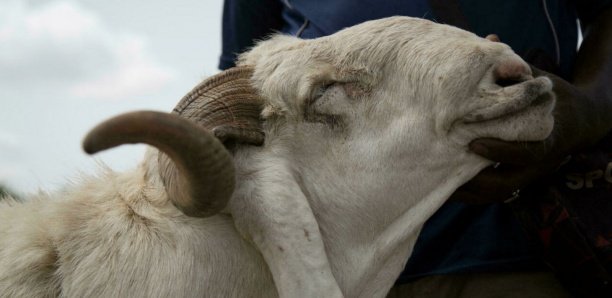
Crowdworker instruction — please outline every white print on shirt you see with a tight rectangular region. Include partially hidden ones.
[565,162,612,190]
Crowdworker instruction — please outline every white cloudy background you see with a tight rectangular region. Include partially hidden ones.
[0,0,224,194]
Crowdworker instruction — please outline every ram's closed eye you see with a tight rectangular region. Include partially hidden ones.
[304,83,355,130]
[312,82,334,99]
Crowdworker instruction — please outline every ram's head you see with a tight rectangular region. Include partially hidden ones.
[84,16,554,219]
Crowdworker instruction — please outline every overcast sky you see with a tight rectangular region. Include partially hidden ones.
[0,0,224,194]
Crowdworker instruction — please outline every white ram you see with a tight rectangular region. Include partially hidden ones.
[0,16,555,297]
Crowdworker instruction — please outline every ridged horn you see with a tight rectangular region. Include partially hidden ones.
[172,65,264,145]
[83,111,235,218]
[154,65,264,216]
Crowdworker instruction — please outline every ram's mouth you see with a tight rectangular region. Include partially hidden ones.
[462,76,554,124]
[451,73,556,143]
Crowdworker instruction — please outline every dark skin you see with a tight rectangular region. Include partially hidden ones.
[452,8,612,204]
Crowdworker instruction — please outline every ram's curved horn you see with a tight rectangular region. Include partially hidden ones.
[172,65,264,145]
[83,111,235,218]
[153,65,264,216]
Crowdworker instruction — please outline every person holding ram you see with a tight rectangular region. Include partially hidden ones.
[0,17,555,297]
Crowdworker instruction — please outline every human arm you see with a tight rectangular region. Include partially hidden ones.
[452,7,612,203]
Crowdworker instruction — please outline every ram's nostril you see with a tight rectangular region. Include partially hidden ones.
[493,58,532,87]
[495,77,524,87]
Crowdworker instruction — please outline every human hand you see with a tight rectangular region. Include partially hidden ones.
[451,66,609,204]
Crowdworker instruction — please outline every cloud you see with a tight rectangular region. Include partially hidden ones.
[23,1,99,40]
[0,0,175,101]
[69,37,175,100]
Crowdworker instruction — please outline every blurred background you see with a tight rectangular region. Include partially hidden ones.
[0,0,224,195]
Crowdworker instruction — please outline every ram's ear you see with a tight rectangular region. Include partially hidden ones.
[172,66,265,147]
[230,160,343,297]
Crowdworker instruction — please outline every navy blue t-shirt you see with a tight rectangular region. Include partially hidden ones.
[219,0,612,282]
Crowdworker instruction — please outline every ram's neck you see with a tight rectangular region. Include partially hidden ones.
[306,153,490,298]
